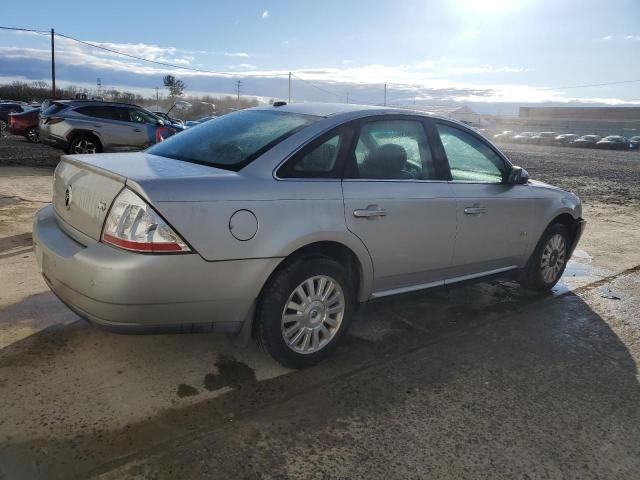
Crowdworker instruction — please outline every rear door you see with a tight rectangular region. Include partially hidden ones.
[341,116,457,295]
[433,121,534,280]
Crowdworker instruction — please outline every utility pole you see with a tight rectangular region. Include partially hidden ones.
[383,83,387,106]
[346,92,349,104]
[235,80,243,110]
[154,87,159,105]
[51,28,56,99]
[288,72,292,103]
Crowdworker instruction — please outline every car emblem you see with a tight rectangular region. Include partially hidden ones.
[97,201,106,211]
[64,186,72,209]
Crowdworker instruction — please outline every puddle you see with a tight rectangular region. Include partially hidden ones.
[0,196,22,207]
[553,248,609,295]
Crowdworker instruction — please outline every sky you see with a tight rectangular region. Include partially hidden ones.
[1,0,639,113]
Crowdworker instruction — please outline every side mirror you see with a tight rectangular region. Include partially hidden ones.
[508,166,529,185]
[156,118,165,126]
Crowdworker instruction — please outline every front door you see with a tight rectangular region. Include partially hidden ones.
[342,117,457,295]
[433,122,533,280]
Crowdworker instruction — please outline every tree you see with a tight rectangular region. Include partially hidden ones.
[163,75,186,97]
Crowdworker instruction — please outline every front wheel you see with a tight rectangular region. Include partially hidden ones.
[520,223,570,291]
[256,257,355,369]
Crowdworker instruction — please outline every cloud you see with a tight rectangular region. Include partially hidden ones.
[600,34,640,41]
[0,32,637,107]
[262,11,269,19]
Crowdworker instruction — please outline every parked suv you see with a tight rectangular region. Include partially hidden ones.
[39,100,176,154]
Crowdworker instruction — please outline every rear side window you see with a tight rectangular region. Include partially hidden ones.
[148,110,318,171]
[75,106,128,121]
[348,119,437,180]
[436,124,506,183]
[278,128,349,178]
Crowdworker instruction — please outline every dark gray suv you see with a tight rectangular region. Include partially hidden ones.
[39,100,174,154]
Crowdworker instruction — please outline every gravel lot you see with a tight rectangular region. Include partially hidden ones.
[499,142,640,204]
[1,135,639,479]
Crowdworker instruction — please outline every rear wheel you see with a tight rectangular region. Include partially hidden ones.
[256,257,355,368]
[521,223,570,291]
[26,128,39,143]
[0,120,7,138]
[69,134,102,154]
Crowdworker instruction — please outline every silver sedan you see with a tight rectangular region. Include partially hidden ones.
[33,103,585,368]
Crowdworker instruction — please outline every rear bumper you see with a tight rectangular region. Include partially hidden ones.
[33,205,281,334]
[40,132,68,150]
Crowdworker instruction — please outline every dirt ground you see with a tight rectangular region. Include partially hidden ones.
[1,135,639,479]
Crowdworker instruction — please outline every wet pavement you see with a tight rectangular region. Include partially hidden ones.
[1,162,640,479]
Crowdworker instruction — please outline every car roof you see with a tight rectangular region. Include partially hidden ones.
[252,102,412,118]
[53,100,142,108]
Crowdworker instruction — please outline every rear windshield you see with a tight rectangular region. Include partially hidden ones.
[147,109,319,171]
[42,103,68,116]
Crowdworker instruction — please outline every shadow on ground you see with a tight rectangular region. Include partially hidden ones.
[0,276,638,479]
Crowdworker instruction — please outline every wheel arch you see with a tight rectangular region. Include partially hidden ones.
[246,239,369,342]
[66,129,104,148]
[265,240,370,303]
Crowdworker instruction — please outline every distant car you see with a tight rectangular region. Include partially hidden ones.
[629,136,640,150]
[512,132,535,144]
[492,130,514,141]
[596,136,631,150]
[529,132,558,145]
[152,111,186,130]
[572,135,601,148]
[33,103,585,368]
[185,115,216,127]
[39,100,177,154]
[8,108,40,143]
[0,102,25,135]
[553,134,580,146]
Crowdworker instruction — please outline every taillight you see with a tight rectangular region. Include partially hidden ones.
[155,126,176,143]
[45,117,64,125]
[101,188,191,253]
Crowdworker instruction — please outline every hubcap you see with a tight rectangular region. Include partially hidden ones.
[540,233,567,284]
[281,275,345,354]
[28,129,39,142]
[74,139,97,154]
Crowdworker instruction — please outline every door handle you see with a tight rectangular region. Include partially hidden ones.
[93,125,103,128]
[133,128,142,132]
[464,204,488,215]
[354,206,387,218]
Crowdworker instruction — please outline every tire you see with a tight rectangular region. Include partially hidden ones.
[0,120,7,138]
[69,134,102,154]
[256,257,356,369]
[27,128,39,143]
[520,223,570,291]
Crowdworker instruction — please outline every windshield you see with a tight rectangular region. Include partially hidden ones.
[148,109,318,170]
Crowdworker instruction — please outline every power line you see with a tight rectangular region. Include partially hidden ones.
[55,32,286,78]
[0,25,49,35]
[537,79,640,91]
[290,73,343,99]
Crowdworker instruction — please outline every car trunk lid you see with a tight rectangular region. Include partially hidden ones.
[53,152,238,241]
[53,156,127,241]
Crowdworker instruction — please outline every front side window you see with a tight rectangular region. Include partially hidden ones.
[349,119,436,180]
[278,129,347,178]
[436,124,506,183]
[148,110,318,171]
